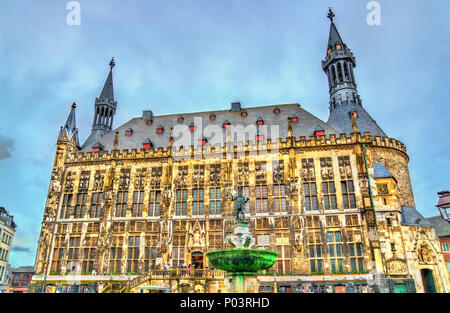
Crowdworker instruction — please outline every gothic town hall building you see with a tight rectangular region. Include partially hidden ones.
[32,12,450,293]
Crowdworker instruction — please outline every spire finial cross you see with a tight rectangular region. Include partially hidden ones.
[327,7,335,22]
[109,57,115,69]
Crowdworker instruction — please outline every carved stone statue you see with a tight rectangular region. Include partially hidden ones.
[232,186,249,224]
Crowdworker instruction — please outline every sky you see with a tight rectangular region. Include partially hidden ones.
[0,0,449,268]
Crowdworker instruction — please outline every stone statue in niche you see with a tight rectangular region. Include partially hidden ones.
[232,186,250,224]
[418,245,433,263]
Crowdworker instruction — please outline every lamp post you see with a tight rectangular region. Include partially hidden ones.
[436,191,450,222]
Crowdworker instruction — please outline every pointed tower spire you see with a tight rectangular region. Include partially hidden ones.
[82,58,118,149]
[58,102,80,147]
[322,9,386,137]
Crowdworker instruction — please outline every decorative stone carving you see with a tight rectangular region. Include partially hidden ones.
[287,177,299,197]
[320,157,334,180]
[273,163,284,184]
[294,232,303,252]
[93,172,104,191]
[387,258,408,275]
[301,158,315,182]
[188,220,205,250]
[418,244,433,263]
[338,156,352,179]
[134,173,146,190]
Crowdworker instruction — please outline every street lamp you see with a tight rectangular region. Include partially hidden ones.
[436,191,450,222]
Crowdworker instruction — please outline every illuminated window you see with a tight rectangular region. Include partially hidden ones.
[177,116,184,123]
[273,184,287,213]
[109,236,123,274]
[322,181,337,210]
[241,111,247,117]
[148,190,161,217]
[132,191,144,217]
[336,44,342,50]
[327,48,332,55]
[223,120,231,128]
[291,115,298,123]
[256,134,264,141]
[199,137,207,146]
[255,185,268,214]
[125,128,132,136]
[256,118,264,126]
[146,119,152,125]
[209,114,215,120]
[156,126,164,134]
[115,191,128,217]
[143,138,153,150]
[314,129,324,139]
[127,236,141,274]
[273,107,280,114]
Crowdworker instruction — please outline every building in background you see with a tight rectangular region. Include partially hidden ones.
[0,207,16,291]
[9,266,35,293]
[427,191,450,279]
[31,10,450,293]
[1,264,13,293]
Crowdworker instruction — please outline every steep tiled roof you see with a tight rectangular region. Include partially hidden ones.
[426,216,450,238]
[401,206,432,227]
[81,103,340,152]
[327,101,387,137]
[12,266,35,273]
[373,163,395,180]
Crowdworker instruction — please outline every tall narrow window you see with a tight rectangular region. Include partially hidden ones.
[144,235,158,272]
[257,234,270,249]
[132,191,144,217]
[81,236,97,274]
[74,193,87,218]
[175,189,188,216]
[148,190,161,217]
[172,234,186,267]
[255,185,268,214]
[115,191,128,217]
[109,236,123,274]
[327,231,344,274]
[90,192,103,218]
[322,181,337,210]
[67,236,81,274]
[303,183,318,211]
[50,235,65,274]
[209,188,221,215]
[127,236,140,274]
[349,242,364,273]
[342,180,357,209]
[60,194,73,219]
[275,233,291,274]
[192,188,204,216]
[273,184,287,213]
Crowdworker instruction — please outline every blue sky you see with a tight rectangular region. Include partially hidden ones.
[0,0,449,268]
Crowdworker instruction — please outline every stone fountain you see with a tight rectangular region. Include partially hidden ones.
[206,187,278,293]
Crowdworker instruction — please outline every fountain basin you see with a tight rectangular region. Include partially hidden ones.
[206,248,278,273]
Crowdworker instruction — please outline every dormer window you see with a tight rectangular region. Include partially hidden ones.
[350,111,358,119]
[256,118,264,126]
[327,48,332,55]
[241,111,247,117]
[223,120,231,128]
[199,137,207,146]
[189,123,195,132]
[314,129,324,139]
[146,119,152,125]
[92,142,104,153]
[143,138,153,150]
[209,114,216,120]
[273,107,280,114]
[177,116,184,123]
[156,126,164,134]
[256,134,264,141]
[336,44,342,50]
[291,114,298,123]
[125,128,133,136]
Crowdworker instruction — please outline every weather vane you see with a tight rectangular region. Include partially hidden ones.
[109,57,115,69]
[327,7,335,22]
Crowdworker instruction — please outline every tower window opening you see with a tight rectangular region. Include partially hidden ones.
[344,63,350,81]
[327,48,332,55]
[336,44,342,50]
[337,63,343,82]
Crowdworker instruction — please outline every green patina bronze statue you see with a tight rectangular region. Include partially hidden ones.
[232,186,249,224]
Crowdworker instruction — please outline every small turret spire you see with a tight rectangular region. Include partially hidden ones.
[58,102,80,147]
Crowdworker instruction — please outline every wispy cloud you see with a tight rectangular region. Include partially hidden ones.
[0,135,14,160]
[12,246,32,253]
